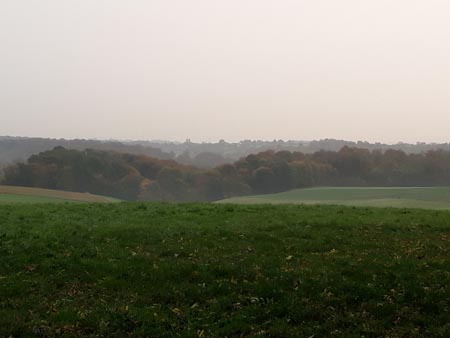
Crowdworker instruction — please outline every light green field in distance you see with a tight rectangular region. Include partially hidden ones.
[218,186,450,209]
[0,185,120,204]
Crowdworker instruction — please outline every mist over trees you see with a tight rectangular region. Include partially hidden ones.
[0,136,173,165]
[3,146,450,202]
[2,136,450,169]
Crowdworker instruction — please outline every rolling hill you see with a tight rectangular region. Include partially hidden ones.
[0,185,120,203]
[218,186,450,209]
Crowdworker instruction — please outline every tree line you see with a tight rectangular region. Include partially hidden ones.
[2,146,450,201]
[3,136,450,169]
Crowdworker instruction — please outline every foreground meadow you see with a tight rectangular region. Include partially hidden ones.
[1,203,450,337]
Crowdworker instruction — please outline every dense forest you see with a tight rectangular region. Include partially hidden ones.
[3,146,450,201]
[3,136,450,169]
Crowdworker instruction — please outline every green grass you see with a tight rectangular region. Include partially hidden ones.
[218,186,450,209]
[0,194,84,204]
[0,185,120,204]
[2,203,450,337]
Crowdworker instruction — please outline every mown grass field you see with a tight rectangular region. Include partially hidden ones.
[2,203,450,337]
[218,187,450,210]
[0,185,120,204]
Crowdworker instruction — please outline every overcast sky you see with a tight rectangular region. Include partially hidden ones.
[2,1,450,143]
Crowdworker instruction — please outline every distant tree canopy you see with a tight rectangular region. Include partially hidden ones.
[3,146,450,201]
[3,136,450,169]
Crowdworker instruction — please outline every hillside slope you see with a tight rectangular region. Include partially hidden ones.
[218,186,450,209]
[0,185,119,203]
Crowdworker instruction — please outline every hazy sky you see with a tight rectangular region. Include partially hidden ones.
[2,1,450,143]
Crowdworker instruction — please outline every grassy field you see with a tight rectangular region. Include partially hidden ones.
[2,203,450,337]
[0,185,120,203]
[218,186,450,209]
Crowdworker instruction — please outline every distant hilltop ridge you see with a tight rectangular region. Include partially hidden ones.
[1,135,450,168]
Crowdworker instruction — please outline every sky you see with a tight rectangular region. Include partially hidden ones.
[2,1,450,143]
